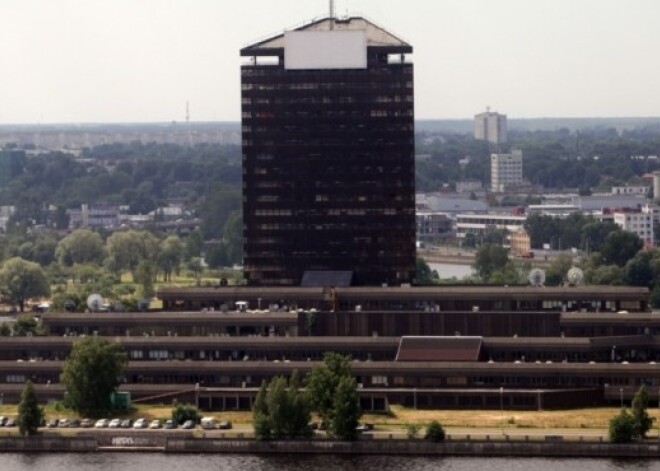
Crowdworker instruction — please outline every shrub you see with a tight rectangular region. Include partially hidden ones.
[425,420,446,442]
[171,402,200,425]
[406,423,421,439]
[609,409,636,443]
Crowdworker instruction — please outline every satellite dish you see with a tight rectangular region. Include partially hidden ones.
[567,267,584,286]
[87,294,103,311]
[528,268,546,287]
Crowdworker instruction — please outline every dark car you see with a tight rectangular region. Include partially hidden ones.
[4,418,17,427]
[164,419,177,429]
[68,419,81,428]
[218,421,232,430]
[47,419,59,428]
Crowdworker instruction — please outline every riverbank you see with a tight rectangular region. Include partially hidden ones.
[2,434,660,458]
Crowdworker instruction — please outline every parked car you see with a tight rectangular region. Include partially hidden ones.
[164,419,177,429]
[80,418,94,428]
[148,419,161,429]
[132,418,148,429]
[4,418,16,427]
[68,419,81,428]
[58,419,71,428]
[94,419,109,428]
[218,421,232,430]
[47,419,59,428]
[200,417,216,430]
[108,418,122,428]
[182,420,195,430]
[120,419,132,428]
[356,423,374,432]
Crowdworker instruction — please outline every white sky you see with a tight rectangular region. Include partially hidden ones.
[1,0,660,124]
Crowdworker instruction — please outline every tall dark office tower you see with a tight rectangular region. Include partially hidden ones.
[240,16,415,286]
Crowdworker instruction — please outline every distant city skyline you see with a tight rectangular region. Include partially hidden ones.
[2,0,660,124]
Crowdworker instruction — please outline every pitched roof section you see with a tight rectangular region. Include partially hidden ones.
[396,336,483,362]
[241,16,411,55]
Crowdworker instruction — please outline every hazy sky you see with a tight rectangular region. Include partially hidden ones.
[2,0,660,124]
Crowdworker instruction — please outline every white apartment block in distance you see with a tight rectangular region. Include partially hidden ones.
[491,150,523,192]
[613,206,654,247]
[474,108,507,145]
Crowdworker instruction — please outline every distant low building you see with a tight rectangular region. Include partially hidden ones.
[68,204,120,230]
[456,213,526,241]
[416,212,452,240]
[456,180,483,193]
[509,229,532,256]
[613,206,654,247]
[491,150,523,192]
[611,185,650,196]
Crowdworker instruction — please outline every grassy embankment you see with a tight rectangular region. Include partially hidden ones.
[0,403,625,430]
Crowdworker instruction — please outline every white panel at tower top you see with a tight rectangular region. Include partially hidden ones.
[284,30,367,70]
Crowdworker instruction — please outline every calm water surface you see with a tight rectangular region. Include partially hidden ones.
[3,454,660,471]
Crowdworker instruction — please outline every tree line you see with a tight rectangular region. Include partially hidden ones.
[0,227,241,314]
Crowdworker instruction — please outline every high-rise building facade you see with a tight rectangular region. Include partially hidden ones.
[491,150,523,192]
[240,17,415,286]
[474,109,507,145]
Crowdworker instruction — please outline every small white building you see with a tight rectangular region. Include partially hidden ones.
[611,186,650,196]
[456,213,527,242]
[491,150,523,192]
[613,206,654,247]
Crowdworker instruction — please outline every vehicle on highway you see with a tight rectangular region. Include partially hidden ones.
[200,417,216,430]
[94,419,109,428]
[182,420,195,430]
[148,419,161,429]
[108,418,122,428]
[0,416,7,426]
[69,419,81,428]
[164,419,177,429]
[132,418,148,429]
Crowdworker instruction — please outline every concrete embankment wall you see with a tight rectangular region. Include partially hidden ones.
[166,438,660,458]
[0,437,97,452]
[2,436,660,458]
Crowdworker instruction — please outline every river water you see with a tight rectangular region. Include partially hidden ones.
[2,454,660,471]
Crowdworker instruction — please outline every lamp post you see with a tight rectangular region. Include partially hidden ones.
[500,386,504,434]
[619,388,624,408]
[612,345,617,363]
[195,382,200,409]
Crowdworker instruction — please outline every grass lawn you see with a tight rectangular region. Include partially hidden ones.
[0,403,629,430]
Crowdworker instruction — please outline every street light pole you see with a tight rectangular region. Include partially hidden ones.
[620,388,624,408]
[500,386,504,434]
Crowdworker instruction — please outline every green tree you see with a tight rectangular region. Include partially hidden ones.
[60,336,127,416]
[330,376,361,441]
[601,231,643,266]
[406,423,421,439]
[157,236,183,282]
[609,409,636,443]
[632,385,653,438]
[545,254,573,286]
[287,370,312,439]
[13,315,38,336]
[18,380,43,436]
[55,229,105,266]
[266,376,290,439]
[187,257,203,285]
[306,352,353,425]
[133,259,156,299]
[425,420,446,442]
[253,380,271,440]
[0,257,50,312]
[473,244,509,281]
[171,402,200,425]
[415,257,437,285]
[106,230,160,276]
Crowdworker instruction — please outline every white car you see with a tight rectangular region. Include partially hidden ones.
[108,418,122,428]
[148,419,161,429]
[94,419,109,428]
[132,418,148,429]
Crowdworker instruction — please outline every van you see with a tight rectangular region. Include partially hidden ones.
[201,417,216,430]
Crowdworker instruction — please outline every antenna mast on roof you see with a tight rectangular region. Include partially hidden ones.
[329,0,335,29]
[186,101,192,148]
